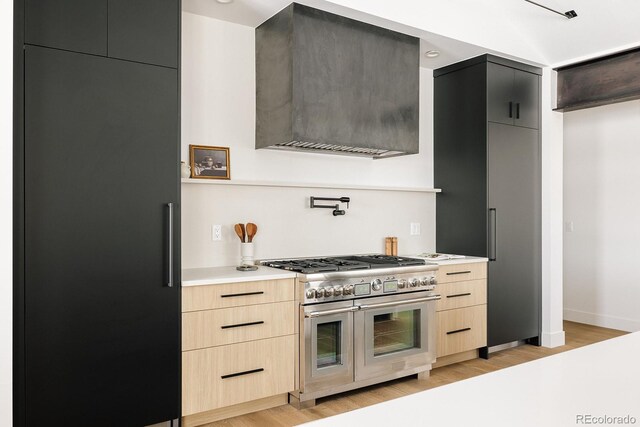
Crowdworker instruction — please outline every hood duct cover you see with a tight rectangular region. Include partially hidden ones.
[256,3,420,159]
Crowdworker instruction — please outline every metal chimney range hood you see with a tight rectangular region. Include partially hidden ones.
[256,3,420,159]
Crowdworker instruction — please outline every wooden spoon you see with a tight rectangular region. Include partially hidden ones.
[246,223,258,243]
[239,223,246,243]
[234,224,245,242]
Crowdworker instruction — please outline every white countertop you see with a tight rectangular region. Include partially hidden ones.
[181,266,297,287]
[411,254,489,265]
[302,332,640,427]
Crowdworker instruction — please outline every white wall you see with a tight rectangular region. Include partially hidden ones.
[563,100,640,332]
[181,12,436,267]
[1,0,13,423]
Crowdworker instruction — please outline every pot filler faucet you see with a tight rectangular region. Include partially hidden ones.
[310,196,350,216]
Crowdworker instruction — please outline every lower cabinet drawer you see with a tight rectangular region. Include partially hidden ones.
[436,305,487,358]
[182,335,296,416]
[436,279,487,312]
[436,262,487,284]
[182,301,296,350]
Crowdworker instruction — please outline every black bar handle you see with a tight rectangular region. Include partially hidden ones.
[447,327,471,335]
[220,291,264,298]
[221,368,264,380]
[489,208,497,261]
[446,271,471,275]
[509,101,513,118]
[516,103,520,119]
[221,321,265,330]
[447,293,472,299]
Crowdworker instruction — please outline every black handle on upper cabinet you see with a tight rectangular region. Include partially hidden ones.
[509,102,513,118]
[516,103,520,119]
[489,208,497,261]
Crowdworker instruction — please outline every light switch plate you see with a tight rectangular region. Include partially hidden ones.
[410,223,421,236]
[565,221,574,233]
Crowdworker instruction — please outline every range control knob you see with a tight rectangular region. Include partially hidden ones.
[315,288,325,298]
[343,285,354,295]
[397,279,407,289]
[420,277,430,287]
[306,289,317,299]
[324,287,335,297]
[430,277,437,285]
[371,279,383,291]
[410,279,419,288]
[333,286,343,296]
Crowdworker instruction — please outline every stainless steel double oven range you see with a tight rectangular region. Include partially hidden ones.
[262,255,440,407]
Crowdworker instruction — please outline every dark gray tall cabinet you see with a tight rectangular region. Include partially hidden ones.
[15,1,181,426]
[434,55,541,351]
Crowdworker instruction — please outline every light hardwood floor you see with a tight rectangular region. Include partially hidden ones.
[202,321,627,427]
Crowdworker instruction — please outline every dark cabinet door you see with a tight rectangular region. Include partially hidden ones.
[434,63,488,257]
[513,69,540,129]
[487,123,540,347]
[108,0,179,68]
[487,62,515,126]
[25,0,107,55]
[24,46,180,426]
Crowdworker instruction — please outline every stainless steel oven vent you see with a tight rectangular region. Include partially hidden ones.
[271,141,404,158]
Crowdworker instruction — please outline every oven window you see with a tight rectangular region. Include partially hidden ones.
[373,309,420,356]
[316,321,342,368]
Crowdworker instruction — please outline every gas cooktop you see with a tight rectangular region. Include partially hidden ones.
[262,254,426,274]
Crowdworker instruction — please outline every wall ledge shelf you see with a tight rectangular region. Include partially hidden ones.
[181,179,442,193]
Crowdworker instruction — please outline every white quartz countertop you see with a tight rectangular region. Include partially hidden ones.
[302,332,640,427]
[181,266,297,287]
[410,254,489,265]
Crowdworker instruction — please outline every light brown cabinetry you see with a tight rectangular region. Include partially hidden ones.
[182,278,297,426]
[434,262,487,365]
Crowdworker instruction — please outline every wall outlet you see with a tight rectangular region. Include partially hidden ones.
[410,222,421,236]
[212,224,222,241]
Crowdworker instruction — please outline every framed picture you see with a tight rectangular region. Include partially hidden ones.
[189,145,230,180]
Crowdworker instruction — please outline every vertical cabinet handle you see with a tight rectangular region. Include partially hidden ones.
[508,101,513,118]
[489,208,497,261]
[516,102,520,119]
[167,202,174,287]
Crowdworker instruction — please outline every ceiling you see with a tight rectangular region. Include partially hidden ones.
[183,0,640,68]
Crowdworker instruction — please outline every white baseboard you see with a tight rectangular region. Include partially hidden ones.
[564,309,640,332]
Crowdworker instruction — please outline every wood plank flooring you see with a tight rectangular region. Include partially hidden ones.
[202,321,627,427]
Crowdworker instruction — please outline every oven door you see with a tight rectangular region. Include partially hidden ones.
[354,293,439,381]
[302,301,356,394]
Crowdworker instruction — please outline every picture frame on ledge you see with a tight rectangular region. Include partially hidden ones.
[189,145,231,180]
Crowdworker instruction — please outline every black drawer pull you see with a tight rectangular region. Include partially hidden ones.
[509,101,513,118]
[221,320,265,330]
[446,271,471,276]
[447,293,472,299]
[447,327,471,335]
[221,291,264,298]
[221,368,264,379]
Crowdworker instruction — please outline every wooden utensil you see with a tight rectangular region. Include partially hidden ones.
[246,223,258,242]
[234,224,245,242]
[239,223,247,243]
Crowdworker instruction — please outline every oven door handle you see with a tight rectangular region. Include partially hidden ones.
[305,305,359,318]
[357,295,441,311]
